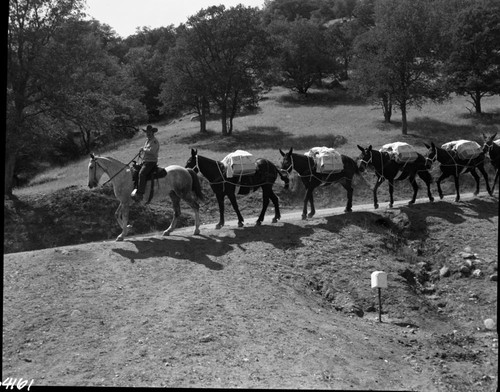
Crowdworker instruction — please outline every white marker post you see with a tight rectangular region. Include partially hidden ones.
[371,271,387,322]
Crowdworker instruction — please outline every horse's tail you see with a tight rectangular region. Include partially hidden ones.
[187,168,204,201]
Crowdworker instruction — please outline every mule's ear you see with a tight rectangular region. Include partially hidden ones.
[288,147,293,155]
[431,142,436,148]
[279,149,285,157]
[357,145,364,152]
[191,148,197,156]
[368,145,372,151]
[493,133,497,139]
[423,143,430,149]
[482,133,487,140]
[90,153,95,159]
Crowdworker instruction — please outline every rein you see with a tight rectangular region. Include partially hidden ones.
[94,152,141,186]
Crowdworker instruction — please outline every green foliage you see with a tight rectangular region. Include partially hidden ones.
[349,0,447,133]
[444,0,500,113]
[159,5,269,135]
[267,18,339,94]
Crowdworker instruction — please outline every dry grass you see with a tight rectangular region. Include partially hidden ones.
[14,86,500,197]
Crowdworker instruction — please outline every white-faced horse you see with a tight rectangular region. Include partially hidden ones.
[87,154,203,240]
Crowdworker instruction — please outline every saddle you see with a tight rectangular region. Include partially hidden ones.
[131,162,167,203]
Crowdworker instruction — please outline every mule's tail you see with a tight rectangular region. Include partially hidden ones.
[187,168,204,201]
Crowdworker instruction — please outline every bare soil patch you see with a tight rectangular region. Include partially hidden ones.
[3,184,498,390]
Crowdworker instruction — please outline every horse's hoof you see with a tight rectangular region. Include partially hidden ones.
[374,204,379,209]
[307,213,315,218]
[344,208,352,213]
[256,220,262,226]
[215,224,223,230]
[272,218,278,223]
[193,229,200,235]
[408,200,415,205]
[301,215,307,220]
[429,197,434,202]
[238,222,244,228]
[439,194,444,199]
[473,191,479,196]
[388,204,393,209]
[455,198,460,203]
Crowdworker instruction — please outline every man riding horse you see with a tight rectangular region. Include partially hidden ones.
[131,125,160,202]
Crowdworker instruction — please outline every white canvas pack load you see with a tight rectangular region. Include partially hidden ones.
[305,147,343,174]
[441,140,482,160]
[222,150,256,178]
[380,142,418,163]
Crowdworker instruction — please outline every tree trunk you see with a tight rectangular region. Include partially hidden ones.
[472,90,482,114]
[382,93,392,122]
[401,101,408,135]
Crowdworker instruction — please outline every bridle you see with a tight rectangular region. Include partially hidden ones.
[358,149,373,168]
[282,154,294,173]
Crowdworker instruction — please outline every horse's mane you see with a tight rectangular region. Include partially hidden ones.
[96,156,127,166]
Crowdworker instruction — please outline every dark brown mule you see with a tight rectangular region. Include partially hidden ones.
[424,142,492,202]
[279,147,360,218]
[357,145,434,209]
[186,149,289,229]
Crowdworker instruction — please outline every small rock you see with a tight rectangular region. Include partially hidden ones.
[490,274,497,282]
[464,259,474,268]
[464,246,472,253]
[459,265,471,276]
[440,266,450,278]
[484,319,496,330]
[459,252,475,259]
[472,269,482,278]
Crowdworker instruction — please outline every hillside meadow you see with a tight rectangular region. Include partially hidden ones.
[16,86,500,197]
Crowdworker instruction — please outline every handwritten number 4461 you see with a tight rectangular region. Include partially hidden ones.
[1,378,34,391]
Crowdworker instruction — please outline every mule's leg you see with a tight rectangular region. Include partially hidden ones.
[417,170,434,202]
[306,187,316,218]
[373,176,384,209]
[227,192,244,227]
[163,191,181,236]
[467,168,481,196]
[408,175,418,205]
[436,172,449,200]
[388,179,395,208]
[214,192,226,229]
[256,189,270,226]
[268,188,281,223]
[340,178,353,212]
[476,165,492,195]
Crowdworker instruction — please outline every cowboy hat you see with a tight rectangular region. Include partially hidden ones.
[142,124,158,133]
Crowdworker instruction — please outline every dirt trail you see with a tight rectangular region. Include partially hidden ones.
[3,193,498,390]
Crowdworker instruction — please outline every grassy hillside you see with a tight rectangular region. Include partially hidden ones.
[16,86,500,195]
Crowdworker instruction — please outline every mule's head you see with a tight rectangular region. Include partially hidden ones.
[185,148,199,173]
[482,133,498,154]
[423,142,437,166]
[356,145,372,172]
[88,154,104,188]
[279,148,294,173]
